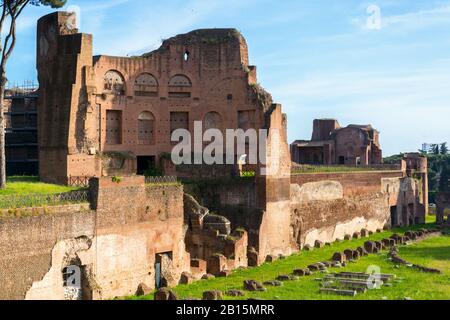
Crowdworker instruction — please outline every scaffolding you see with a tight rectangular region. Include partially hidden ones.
[5,80,38,97]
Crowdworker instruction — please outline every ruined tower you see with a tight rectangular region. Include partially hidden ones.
[37,12,98,184]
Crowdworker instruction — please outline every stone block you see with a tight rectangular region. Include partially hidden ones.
[154,288,178,300]
[243,280,266,292]
[136,283,151,296]
[202,290,223,300]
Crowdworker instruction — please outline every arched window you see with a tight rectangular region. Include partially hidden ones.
[168,74,192,98]
[134,73,158,97]
[203,112,222,131]
[138,111,155,145]
[104,70,125,95]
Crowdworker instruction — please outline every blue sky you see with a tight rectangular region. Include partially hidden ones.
[7,0,450,156]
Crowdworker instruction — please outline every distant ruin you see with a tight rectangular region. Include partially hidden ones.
[291,119,382,166]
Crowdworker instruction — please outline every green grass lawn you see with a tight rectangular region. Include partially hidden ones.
[0,176,80,196]
[129,222,450,301]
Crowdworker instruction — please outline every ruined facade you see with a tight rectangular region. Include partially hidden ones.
[291,119,383,166]
[0,12,431,300]
[37,12,273,184]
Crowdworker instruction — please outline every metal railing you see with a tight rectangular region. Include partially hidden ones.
[0,190,90,209]
[145,176,178,185]
[68,176,92,188]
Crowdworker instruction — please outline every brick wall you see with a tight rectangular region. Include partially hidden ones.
[291,171,403,197]
[0,177,189,300]
[0,205,94,300]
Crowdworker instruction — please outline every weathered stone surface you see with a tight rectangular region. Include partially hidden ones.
[218,270,232,278]
[344,249,355,260]
[276,274,299,281]
[290,181,344,203]
[202,290,223,300]
[332,252,346,263]
[180,272,194,285]
[243,280,266,292]
[307,264,320,272]
[293,268,310,276]
[356,247,368,257]
[136,283,151,296]
[263,280,283,287]
[374,241,384,251]
[154,288,178,301]
[201,274,215,280]
[225,290,245,297]
[247,248,259,267]
[276,275,291,281]
[361,229,369,237]
[405,231,418,240]
[314,240,324,248]
[265,255,278,263]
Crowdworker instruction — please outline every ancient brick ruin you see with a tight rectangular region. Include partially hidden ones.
[37,12,275,184]
[0,12,431,300]
[291,119,382,166]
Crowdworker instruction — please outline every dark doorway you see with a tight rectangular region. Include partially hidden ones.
[390,206,397,227]
[338,156,345,165]
[155,252,173,289]
[155,254,162,289]
[137,156,155,175]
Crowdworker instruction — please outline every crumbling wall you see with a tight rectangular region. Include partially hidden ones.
[0,177,190,300]
[291,171,403,197]
[290,181,389,249]
[0,205,95,300]
[87,176,190,299]
[183,193,248,276]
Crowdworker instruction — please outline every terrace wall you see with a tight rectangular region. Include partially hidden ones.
[0,204,94,300]
[291,171,404,197]
[0,177,190,300]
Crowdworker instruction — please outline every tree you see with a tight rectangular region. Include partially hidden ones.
[429,144,440,155]
[440,142,448,155]
[418,144,428,155]
[0,0,67,189]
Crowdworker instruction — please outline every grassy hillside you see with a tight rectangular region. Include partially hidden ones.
[128,219,449,301]
[0,176,80,195]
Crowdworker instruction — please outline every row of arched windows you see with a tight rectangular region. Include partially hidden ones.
[103,70,192,97]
